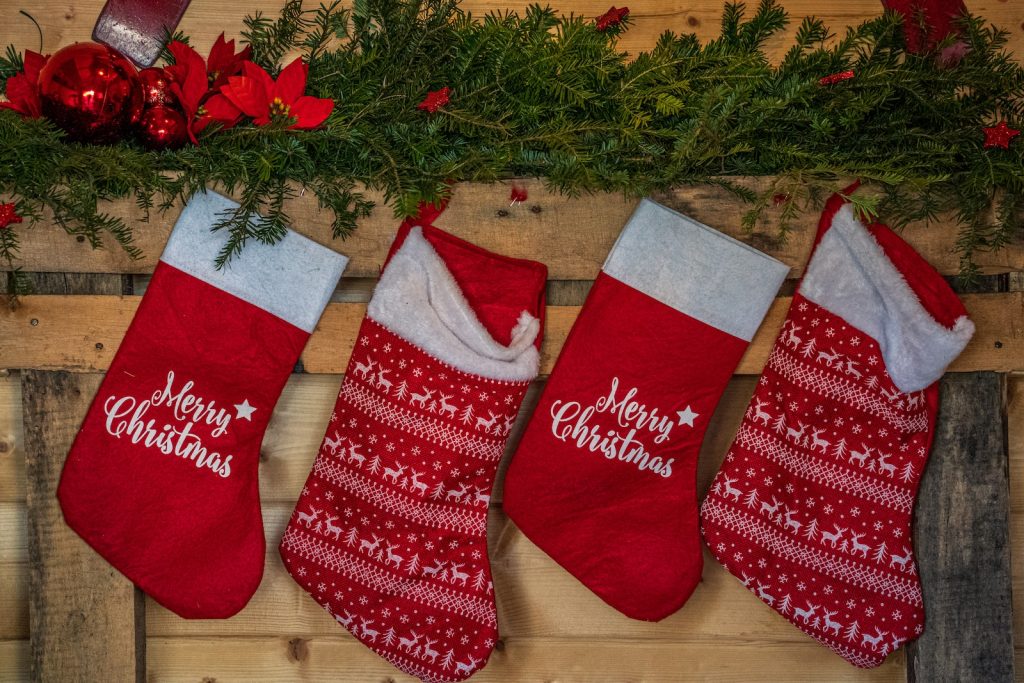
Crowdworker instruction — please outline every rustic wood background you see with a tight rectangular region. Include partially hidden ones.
[1,1,1023,681]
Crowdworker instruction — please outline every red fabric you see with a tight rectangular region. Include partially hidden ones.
[866,222,967,329]
[386,216,548,349]
[882,0,966,53]
[504,272,749,621]
[58,262,308,618]
[280,227,545,682]
[700,197,967,667]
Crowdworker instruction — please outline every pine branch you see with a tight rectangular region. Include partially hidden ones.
[0,0,1019,285]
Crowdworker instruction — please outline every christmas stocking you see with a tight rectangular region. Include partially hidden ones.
[503,199,789,621]
[279,218,546,682]
[57,191,347,618]
[700,192,974,666]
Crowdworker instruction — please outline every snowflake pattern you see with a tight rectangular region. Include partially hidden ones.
[701,290,934,667]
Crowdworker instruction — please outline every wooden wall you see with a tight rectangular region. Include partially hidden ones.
[1,1,1023,681]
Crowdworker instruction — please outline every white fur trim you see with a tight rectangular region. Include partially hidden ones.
[367,227,541,382]
[800,205,974,393]
[603,199,789,341]
[160,190,348,333]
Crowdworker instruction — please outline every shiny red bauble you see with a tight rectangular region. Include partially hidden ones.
[137,105,188,150]
[138,67,179,109]
[38,42,143,144]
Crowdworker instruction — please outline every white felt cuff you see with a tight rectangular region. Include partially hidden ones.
[367,227,540,382]
[160,190,348,333]
[603,199,790,341]
[800,204,974,393]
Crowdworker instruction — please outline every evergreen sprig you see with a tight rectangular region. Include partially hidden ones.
[1,0,1022,291]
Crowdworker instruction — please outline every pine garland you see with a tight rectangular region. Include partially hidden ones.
[1,0,1022,292]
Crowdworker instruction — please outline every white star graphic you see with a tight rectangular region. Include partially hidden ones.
[676,405,699,427]
[234,399,257,421]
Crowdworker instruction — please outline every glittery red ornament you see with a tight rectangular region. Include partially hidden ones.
[137,105,188,150]
[819,70,855,86]
[138,67,179,109]
[38,42,143,144]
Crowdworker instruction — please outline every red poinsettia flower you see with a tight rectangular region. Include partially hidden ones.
[0,202,23,229]
[0,51,49,118]
[166,41,243,143]
[220,59,334,130]
[595,6,630,32]
[206,33,252,89]
[417,87,450,114]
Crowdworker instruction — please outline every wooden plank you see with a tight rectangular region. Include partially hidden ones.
[0,640,29,682]
[22,371,142,682]
[906,373,1015,682]
[5,180,1022,278]
[1,292,1021,374]
[0,374,24,503]
[0,503,29,641]
[0,0,1021,78]
[145,635,904,682]
[0,374,751,642]
[1007,373,1024,675]
[241,372,752,505]
[150,501,895,643]
[145,380,790,643]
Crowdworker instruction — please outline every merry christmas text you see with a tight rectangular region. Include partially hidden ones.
[549,377,675,478]
[103,370,235,478]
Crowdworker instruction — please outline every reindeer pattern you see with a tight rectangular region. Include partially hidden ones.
[284,321,531,679]
[701,294,935,666]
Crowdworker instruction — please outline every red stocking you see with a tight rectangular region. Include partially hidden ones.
[58,191,347,617]
[701,193,974,666]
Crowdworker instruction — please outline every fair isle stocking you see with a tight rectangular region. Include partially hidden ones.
[700,192,974,667]
[281,220,546,682]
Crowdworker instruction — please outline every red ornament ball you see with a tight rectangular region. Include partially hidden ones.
[38,42,143,144]
[137,105,188,150]
[138,67,179,109]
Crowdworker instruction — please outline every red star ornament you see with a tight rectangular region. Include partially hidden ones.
[982,121,1020,149]
[0,202,23,229]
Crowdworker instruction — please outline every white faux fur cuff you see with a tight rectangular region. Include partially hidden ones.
[367,228,541,382]
[161,190,348,333]
[603,199,789,342]
[800,205,974,393]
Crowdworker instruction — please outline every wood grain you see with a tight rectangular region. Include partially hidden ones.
[0,374,24,503]
[0,0,1020,76]
[1009,373,1024,676]
[146,502,901,644]
[0,640,29,682]
[1,0,1022,681]
[22,371,142,682]
[143,635,905,682]
[0,503,28,641]
[906,373,1015,681]
[1,292,1021,374]
[0,368,753,503]
[4,180,1022,278]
